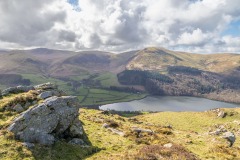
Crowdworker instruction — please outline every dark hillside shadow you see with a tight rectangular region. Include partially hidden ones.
[26,125,100,160]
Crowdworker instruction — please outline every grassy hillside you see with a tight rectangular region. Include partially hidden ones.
[1,92,240,159]
[82,108,240,160]
[126,47,240,74]
[2,47,239,77]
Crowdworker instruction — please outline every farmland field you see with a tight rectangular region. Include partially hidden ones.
[0,72,147,106]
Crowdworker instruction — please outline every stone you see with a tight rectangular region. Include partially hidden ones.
[23,102,32,109]
[209,129,222,135]
[233,120,240,125]
[13,104,24,113]
[186,140,193,144]
[38,91,53,99]
[218,125,227,132]
[222,132,235,147]
[209,125,227,135]
[92,118,104,123]
[16,86,34,92]
[107,128,125,136]
[69,118,84,137]
[163,143,173,148]
[132,127,153,134]
[32,100,38,105]
[165,124,173,129]
[102,123,110,128]
[22,142,35,149]
[8,96,82,146]
[128,118,138,122]
[37,133,55,146]
[2,86,34,96]
[52,90,61,97]
[68,138,85,145]
[217,111,226,118]
[34,82,57,90]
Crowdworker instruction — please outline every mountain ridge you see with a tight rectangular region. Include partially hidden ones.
[0,47,239,76]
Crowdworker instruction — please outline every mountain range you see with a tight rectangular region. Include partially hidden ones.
[0,47,240,103]
[0,47,239,76]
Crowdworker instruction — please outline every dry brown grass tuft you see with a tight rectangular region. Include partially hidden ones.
[131,144,199,160]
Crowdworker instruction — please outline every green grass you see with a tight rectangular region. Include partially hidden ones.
[69,74,90,81]
[0,136,99,160]
[1,92,240,159]
[136,109,240,159]
[21,74,65,86]
[81,108,240,160]
[79,88,147,106]
[93,72,120,87]
[75,86,89,96]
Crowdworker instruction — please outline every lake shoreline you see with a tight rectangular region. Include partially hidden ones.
[99,95,240,112]
[82,93,240,111]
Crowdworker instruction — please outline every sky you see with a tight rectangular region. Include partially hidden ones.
[0,0,240,53]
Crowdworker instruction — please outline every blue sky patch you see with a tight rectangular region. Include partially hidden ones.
[67,0,80,11]
[68,0,78,6]
[222,20,240,37]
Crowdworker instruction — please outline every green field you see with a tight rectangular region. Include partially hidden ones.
[76,87,147,106]
[0,73,147,106]
[93,72,120,87]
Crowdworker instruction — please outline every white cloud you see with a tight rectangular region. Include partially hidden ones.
[177,28,211,45]
[0,0,239,53]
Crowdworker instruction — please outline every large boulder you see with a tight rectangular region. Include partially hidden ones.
[8,96,84,146]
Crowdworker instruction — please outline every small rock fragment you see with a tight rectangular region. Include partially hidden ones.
[38,91,53,99]
[222,132,235,147]
[13,104,24,113]
[22,142,35,149]
[68,138,85,146]
[163,143,173,148]
[217,111,226,118]
[102,123,110,128]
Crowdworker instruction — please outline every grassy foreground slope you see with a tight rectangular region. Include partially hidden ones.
[1,92,240,159]
[82,108,240,160]
[0,92,99,160]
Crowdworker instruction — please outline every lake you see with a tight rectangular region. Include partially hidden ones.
[99,96,240,112]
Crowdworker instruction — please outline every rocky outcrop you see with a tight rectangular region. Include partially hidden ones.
[7,83,86,146]
[38,90,65,100]
[34,82,57,90]
[2,86,34,96]
[1,82,61,97]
